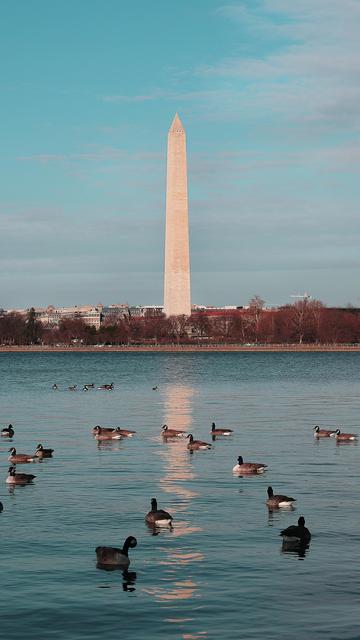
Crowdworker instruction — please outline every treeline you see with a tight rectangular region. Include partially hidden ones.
[1,300,360,346]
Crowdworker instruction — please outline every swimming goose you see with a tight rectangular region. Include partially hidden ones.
[280,516,311,545]
[186,434,212,450]
[96,536,137,568]
[145,498,173,526]
[52,384,58,390]
[34,444,54,458]
[313,425,337,438]
[266,486,296,508]
[113,427,137,438]
[0,502,3,512]
[6,466,36,484]
[210,422,233,436]
[232,456,267,474]
[152,386,158,391]
[68,385,77,391]
[162,424,187,438]
[334,429,358,441]
[94,426,122,441]
[1,424,14,438]
[84,383,94,389]
[91,425,116,436]
[98,383,114,390]
[8,447,35,464]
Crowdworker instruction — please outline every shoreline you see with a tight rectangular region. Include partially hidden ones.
[0,344,360,353]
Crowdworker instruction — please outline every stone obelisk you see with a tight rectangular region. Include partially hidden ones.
[163,113,191,316]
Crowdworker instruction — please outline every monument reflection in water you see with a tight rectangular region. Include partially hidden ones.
[145,384,204,609]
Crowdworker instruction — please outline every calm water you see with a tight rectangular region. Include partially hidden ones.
[0,352,359,639]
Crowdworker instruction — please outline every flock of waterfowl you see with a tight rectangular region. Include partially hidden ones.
[1,389,358,567]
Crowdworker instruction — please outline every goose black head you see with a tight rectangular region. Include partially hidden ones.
[151,498,158,511]
[211,422,216,430]
[8,447,16,454]
[162,425,168,431]
[298,516,306,527]
[267,486,274,497]
[187,434,194,442]
[237,456,243,464]
[313,426,319,432]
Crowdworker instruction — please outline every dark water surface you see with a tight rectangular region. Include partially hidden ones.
[0,352,359,639]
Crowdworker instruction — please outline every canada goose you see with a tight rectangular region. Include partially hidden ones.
[84,383,94,389]
[94,427,122,441]
[161,424,187,438]
[68,385,77,391]
[232,456,267,474]
[266,486,296,508]
[52,384,58,390]
[96,536,137,568]
[313,425,337,438]
[210,422,233,436]
[152,386,158,391]
[8,447,35,464]
[186,434,212,451]
[335,429,358,441]
[280,516,311,545]
[98,383,114,390]
[34,444,54,458]
[113,427,137,438]
[145,498,173,526]
[0,502,3,512]
[6,466,36,484]
[91,425,117,436]
[1,424,14,438]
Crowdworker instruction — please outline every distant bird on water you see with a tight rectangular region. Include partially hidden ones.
[93,426,122,441]
[52,384,58,390]
[280,516,311,546]
[98,383,114,390]
[210,422,233,436]
[68,385,77,391]
[334,429,358,442]
[96,536,137,569]
[313,425,337,438]
[34,444,54,458]
[0,502,3,512]
[1,425,14,438]
[113,427,137,438]
[8,447,35,464]
[266,486,296,508]
[152,386,158,391]
[232,456,267,474]
[145,498,173,527]
[187,434,212,451]
[6,466,36,485]
[161,424,187,438]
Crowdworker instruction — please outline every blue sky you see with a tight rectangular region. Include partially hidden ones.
[1,0,360,308]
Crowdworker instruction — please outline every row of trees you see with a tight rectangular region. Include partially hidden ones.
[1,299,360,345]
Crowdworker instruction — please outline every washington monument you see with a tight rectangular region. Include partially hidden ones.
[163,113,191,317]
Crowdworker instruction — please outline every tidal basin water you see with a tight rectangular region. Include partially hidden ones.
[0,352,359,640]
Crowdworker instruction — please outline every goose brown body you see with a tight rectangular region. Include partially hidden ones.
[8,448,35,464]
[186,434,212,450]
[162,425,187,438]
[93,426,122,441]
[145,498,173,526]
[266,486,296,508]
[95,536,137,568]
[113,427,137,438]
[313,425,337,438]
[210,422,233,436]
[6,466,36,484]
[232,456,267,474]
[335,429,358,441]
